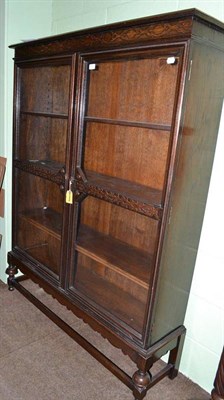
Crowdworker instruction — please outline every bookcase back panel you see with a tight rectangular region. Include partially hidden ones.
[14,170,64,277]
[18,115,67,164]
[20,65,71,115]
[69,195,159,336]
[83,122,170,191]
[17,216,61,276]
[79,196,159,253]
[74,251,147,334]
[86,56,179,125]
[17,171,63,213]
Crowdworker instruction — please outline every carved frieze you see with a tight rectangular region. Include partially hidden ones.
[13,19,193,59]
[14,159,65,186]
[76,179,162,220]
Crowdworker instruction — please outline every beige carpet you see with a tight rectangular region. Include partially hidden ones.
[0,279,210,400]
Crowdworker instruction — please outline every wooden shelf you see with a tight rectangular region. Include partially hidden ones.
[86,170,162,206]
[20,110,68,119]
[76,224,152,288]
[84,116,171,131]
[28,159,64,171]
[17,208,61,275]
[76,170,163,219]
[14,159,65,185]
[19,207,62,240]
[75,265,146,333]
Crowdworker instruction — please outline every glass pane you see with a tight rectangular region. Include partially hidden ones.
[86,56,179,124]
[83,123,170,195]
[18,114,67,165]
[15,170,64,277]
[17,63,71,175]
[20,65,71,114]
[72,196,159,335]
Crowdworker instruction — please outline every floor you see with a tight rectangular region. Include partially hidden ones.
[0,279,211,400]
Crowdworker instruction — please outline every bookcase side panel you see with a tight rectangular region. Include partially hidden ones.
[150,37,224,346]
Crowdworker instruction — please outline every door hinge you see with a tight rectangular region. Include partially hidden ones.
[188,60,193,81]
[168,206,173,225]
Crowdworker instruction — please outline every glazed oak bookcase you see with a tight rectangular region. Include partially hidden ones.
[7,9,224,399]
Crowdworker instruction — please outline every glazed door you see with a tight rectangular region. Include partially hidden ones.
[68,47,183,341]
[13,58,73,283]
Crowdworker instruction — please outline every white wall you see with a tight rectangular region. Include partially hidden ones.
[1,0,223,395]
[0,3,5,152]
[0,0,52,281]
[51,0,224,394]
[52,0,224,33]
[180,103,224,390]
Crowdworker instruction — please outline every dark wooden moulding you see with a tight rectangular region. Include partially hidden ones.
[212,348,224,400]
[7,9,224,400]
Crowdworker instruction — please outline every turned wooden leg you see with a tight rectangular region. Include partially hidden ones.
[5,264,18,291]
[211,348,224,400]
[132,369,152,400]
[168,329,186,379]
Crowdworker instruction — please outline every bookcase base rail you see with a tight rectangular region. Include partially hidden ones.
[11,277,185,400]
